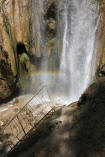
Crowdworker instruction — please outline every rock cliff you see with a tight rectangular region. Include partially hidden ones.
[0,45,16,99]
[96,0,105,68]
[0,0,44,99]
[0,0,105,99]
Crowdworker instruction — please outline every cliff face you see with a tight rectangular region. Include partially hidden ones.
[96,0,105,69]
[0,0,105,99]
[0,0,45,99]
[0,45,16,99]
[3,0,30,53]
[0,0,31,99]
[1,0,44,56]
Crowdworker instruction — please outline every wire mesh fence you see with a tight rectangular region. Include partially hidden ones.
[3,86,55,154]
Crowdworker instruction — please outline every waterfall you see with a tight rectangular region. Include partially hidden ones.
[30,0,99,106]
[59,0,99,104]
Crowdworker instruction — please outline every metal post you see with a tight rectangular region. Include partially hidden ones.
[16,115,26,135]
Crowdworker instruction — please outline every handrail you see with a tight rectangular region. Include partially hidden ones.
[3,85,47,131]
[3,86,55,156]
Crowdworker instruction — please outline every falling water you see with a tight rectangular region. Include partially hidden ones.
[29,0,99,106]
[60,0,99,103]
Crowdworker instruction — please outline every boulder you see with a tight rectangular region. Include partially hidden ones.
[72,77,105,157]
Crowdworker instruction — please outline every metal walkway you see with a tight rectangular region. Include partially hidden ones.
[3,87,55,156]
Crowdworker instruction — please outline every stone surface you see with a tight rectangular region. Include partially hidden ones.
[0,0,44,99]
[75,77,105,157]
[96,0,105,68]
[0,45,16,100]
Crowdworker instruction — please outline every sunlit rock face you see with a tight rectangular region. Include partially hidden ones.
[96,0,105,69]
[0,0,32,99]
[0,0,45,69]
[0,0,59,70]
[1,0,43,56]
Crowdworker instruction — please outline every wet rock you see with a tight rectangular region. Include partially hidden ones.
[78,77,105,107]
[73,77,105,156]
[0,46,16,99]
[100,64,105,76]
[96,0,105,68]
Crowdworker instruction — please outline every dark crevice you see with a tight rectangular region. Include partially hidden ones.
[45,2,57,39]
[16,42,27,55]
[0,87,20,105]
[45,2,57,19]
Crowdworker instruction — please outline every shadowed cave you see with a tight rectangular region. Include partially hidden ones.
[16,42,27,55]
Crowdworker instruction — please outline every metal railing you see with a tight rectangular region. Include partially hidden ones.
[3,87,55,154]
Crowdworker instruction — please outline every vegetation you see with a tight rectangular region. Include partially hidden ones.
[19,52,30,72]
